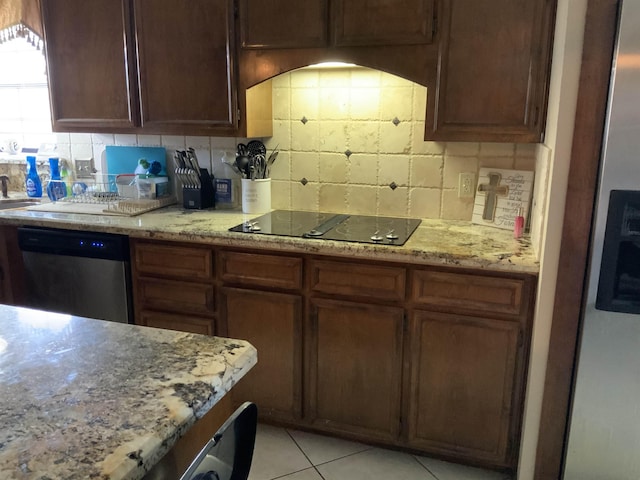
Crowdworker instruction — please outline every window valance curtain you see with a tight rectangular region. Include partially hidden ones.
[0,0,42,47]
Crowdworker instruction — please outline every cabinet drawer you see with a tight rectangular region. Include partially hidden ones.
[412,270,524,317]
[133,242,213,280]
[219,251,303,290]
[139,310,214,336]
[310,260,406,302]
[137,277,215,316]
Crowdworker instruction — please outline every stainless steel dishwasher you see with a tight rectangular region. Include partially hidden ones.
[17,227,133,323]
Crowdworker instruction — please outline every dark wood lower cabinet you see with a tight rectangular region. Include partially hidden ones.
[139,310,214,336]
[219,287,303,423]
[307,298,405,442]
[407,310,521,468]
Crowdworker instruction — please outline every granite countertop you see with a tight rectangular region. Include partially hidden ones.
[0,204,539,274]
[0,305,257,480]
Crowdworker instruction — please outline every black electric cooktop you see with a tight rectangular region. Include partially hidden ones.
[229,210,421,246]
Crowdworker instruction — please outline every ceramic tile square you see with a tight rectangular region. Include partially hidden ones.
[479,157,515,169]
[291,152,319,182]
[381,71,411,87]
[349,154,378,185]
[347,185,378,215]
[379,122,411,154]
[114,134,137,146]
[350,88,380,121]
[248,424,312,480]
[318,121,349,152]
[319,88,350,120]
[273,88,291,120]
[415,456,511,480]
[71,143,93,159]
[271,180,291,209]
[412,85,428,122]
[445,142,480,157]
[291,120,320,151]
[410,187,442,219]
[411,155,443,188]
[319,153,348,183]
[319,184,347,212]
[269,151,290,181]
[185,135,210,149]
[479,143,516,157]
[291,69,319,88]
[192,148,212,169]
[287,429,371,466]
[136,134,161,146]
[317,448,437,480]
[161,135,186,148]
[348,122,379,153]
[271,72,291,89]
[70,133,92,144]
[319,70,350,88]
[516,143,537,157]
[210,137,237,150]
[90,134,113,145]
[291,182,318,210]
[55,133,70,144]
[350,69,381,87]
[378,186,409,217]
[379,87,413,121]
[278,468,324,480]
[441,189,475,221]
[55,143,71,159]
[291,88,319,121]
[514,156,536,171]
[443,156,479,189]
[379,155,409,186]
[271,120,292,151]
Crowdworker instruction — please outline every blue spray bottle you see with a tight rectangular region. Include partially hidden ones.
[47,157,67,202]
[25,156,42,198]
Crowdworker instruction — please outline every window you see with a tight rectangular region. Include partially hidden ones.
[0,36,53,152]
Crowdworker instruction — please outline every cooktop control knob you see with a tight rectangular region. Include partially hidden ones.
[385,229,399,240]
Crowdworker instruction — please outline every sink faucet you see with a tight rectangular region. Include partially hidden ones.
[0,175,9,198]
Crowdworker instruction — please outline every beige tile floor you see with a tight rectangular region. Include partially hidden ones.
[249,424,513,480]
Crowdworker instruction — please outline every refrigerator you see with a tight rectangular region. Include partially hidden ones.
[563,1,640,479]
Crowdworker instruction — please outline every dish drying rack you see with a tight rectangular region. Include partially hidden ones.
[54,174,176,216]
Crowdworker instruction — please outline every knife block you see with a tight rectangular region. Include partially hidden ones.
[183,168,215,209]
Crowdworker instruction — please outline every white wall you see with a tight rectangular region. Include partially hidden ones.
[518,1,588,478]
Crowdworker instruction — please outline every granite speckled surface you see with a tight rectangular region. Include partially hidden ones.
[0,205,539,273]
[0,305,257,480]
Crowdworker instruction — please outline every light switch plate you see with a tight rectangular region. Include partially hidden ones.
[75,158,95,179]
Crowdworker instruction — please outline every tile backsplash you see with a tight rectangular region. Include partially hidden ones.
[1,66,539,221]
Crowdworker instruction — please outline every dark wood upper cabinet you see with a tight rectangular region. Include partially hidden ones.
[41,0,245,135]
[426,0,556,142]
[239,0,329,48]
[332,0,434,46]
[133,0,236,131]
[240,0,434,49]
[41,0,139,131]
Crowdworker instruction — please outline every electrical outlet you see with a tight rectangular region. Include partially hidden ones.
[458,172,476,198]
[75,158,96,179]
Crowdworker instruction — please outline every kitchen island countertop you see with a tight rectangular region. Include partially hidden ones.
[0,205,539,273]
[0,304,257,480]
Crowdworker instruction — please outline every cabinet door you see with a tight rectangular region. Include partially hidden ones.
[240,0,328,48]
[41,0,139,131]
[407,311,520,468]
[307,298,404,442]
[134,0,237,131]
[332,0,434,46]
[139,310,214,336]
[220,287,303,422]
[427,0,555,142]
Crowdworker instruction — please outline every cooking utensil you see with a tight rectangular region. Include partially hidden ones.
[246,140,266,157]
[266,150,279,178]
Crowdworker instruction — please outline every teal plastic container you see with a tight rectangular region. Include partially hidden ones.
[25,156,42,198]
